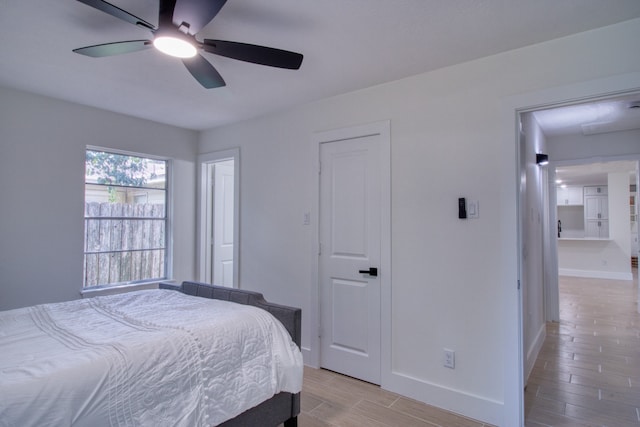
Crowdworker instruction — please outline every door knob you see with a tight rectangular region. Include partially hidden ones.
[358,267,378,277]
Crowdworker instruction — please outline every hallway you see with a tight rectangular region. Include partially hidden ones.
[525,273,640,426]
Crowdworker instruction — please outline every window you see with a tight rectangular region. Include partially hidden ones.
[84,149,168,288]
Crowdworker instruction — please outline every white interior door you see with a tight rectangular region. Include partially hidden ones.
[199,149,239,288]
[319,135,382,385]
[213,160,234,287]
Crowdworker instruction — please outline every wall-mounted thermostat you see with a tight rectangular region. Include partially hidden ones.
[458,198,467,219]
[458,197,479,219]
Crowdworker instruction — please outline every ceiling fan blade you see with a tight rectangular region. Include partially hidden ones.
[76,0,155,30]
[73,40,153,57]
[172,0,227,34]
[182,54,226,89]
[159,0,176,24]
[202,40,303,69]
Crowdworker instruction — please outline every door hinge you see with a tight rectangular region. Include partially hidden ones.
[517,279,521,290]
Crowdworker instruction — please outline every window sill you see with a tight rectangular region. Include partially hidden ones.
[80,281,163,298]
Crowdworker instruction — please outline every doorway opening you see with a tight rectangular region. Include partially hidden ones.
[198,149,240,288]
[518,91,640,423]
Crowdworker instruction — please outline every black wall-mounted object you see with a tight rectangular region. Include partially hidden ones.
[458,198,467,219]
[536,153,549,165]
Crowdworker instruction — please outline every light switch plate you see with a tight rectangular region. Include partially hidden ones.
[467,200,479,219]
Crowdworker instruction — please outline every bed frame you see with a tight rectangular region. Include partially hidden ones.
[159,281,301,427]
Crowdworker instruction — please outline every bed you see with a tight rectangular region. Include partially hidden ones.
[0,281,302,427]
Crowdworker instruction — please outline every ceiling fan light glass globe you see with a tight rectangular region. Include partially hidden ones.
[153,36,197,58]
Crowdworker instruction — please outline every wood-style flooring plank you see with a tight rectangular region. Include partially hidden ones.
[297,367,495,427]
[524,272,640,427]
[292,272,638,427]
[390,397,485,427]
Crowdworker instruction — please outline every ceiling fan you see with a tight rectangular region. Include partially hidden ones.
[73,0,304,88]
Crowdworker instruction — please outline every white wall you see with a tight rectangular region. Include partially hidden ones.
[0,16,634,426]
[558,239,631,280]
[558,173,632,281]
[548,126,639,281]
[549,129,640,162]
[198,19,640,425]
[520,113,547,383]
[0,87,198,310]
[610,172,633,261]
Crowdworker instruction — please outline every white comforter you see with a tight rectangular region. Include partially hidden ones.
[0,289,303,427]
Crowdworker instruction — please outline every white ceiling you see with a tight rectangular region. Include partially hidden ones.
[555,161,637,187]
[2,1,640,131]
[534,93,640,138]
[533,94,640,188]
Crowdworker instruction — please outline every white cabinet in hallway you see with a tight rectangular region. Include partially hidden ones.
[584,186,608,238]
[585,219,609,238]
[556,186,583,205]
[584,185,608,196]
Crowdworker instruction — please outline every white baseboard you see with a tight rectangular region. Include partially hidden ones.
[559,268,633,281]
[302,350,503,425]
[382,371,502,426]
[302,347,318,368]
[525,323,546,383]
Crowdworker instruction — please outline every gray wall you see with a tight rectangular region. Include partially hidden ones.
[0,87,199,310]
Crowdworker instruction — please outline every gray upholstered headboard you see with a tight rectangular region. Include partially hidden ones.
[159,281,301,349]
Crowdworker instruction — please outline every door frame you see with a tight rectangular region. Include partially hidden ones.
[197,148,240,287]
[307,120,391,385]
[509,73,640,426]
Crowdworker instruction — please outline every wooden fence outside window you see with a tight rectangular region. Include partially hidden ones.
[83,201,166,288]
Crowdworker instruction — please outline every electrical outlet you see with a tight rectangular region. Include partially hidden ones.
[444,349,455,369]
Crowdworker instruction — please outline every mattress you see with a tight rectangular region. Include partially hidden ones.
[0,289,303,427]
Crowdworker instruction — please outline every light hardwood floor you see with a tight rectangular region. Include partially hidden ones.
[525,272,640,427]
[298,367,496,427]
[293,271,638,427]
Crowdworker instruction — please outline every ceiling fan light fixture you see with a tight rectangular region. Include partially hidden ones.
[153,36,197,58]
[73,0,304,89]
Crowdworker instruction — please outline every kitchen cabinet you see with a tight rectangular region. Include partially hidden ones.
[584,185,607,196]
[584,186,608,238]
[585,219,609,238]
[556,186,583,205]
[585,195,608,220]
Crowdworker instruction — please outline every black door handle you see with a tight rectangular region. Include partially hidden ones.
[358,267,378,277]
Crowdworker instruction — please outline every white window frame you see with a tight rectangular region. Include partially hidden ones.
[82,146,172,292]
